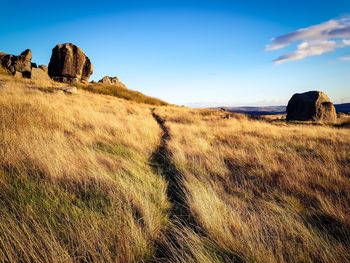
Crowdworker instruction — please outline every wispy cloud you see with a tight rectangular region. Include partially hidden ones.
[266,17,350,64]
[340,56,350,61]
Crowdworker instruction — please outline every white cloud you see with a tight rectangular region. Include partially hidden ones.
[266,17,350,64]
[273,40,336,64]
[340,56,350,61]
[339,39,350,47]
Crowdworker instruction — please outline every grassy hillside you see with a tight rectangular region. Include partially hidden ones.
[0,68,168,106]
[75,82,168,106]
[0,76,349,262]
[0,79,170,262]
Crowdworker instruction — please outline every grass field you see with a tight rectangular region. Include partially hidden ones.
[0,76,349,262]
[0,79,170,262]
[154,107,350,262]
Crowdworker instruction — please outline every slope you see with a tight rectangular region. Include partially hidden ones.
[0,77,170,262]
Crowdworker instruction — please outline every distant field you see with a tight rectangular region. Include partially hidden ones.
[0,76,349,263]
[219,103,350,115]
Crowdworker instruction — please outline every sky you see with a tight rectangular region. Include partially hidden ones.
[1,0,349,107]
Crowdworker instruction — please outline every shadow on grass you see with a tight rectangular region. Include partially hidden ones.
[149,109,245,263]
[305,213,350,246]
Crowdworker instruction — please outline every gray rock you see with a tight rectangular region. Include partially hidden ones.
[52,86,78,94]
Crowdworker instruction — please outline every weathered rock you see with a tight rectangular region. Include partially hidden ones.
[286,91,337,122]
[98,76,119,85]
[61,86,78,94]
[31,63,37,68]
[48,43,93,83]
[31,67,51,81]
[51,86,78,94]
[0,49,32,78]
[38,65,48,73]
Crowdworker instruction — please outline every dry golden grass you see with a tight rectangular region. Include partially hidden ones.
[1,75,349,262]
[155,107,350,263]
[0,78,170,262]
[74,82,169,106]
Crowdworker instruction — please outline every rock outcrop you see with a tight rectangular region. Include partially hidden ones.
[98,76,119,85]
[286,91,337,122]
[48,43,93,83]
[0,49,32,78]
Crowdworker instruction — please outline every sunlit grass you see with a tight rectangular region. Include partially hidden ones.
[155,106,350,263]
[0,79,170,262]
[75,82,168,106]
[0,75,349,262]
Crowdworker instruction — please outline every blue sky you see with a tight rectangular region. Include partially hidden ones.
[1,0,349,106]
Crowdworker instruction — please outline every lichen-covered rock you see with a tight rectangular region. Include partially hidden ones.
[48,43,93,83]
[0,49,32,78]
[286,91,337,122]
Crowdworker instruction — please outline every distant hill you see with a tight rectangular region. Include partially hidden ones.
[335,103,350,114]
[219,106,286,115]
[217,103,350,115]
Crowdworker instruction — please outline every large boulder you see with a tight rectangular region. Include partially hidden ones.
[0,49,32,78]
[286,91,337,122]
[48,43,93,83]
[98,76,119,85]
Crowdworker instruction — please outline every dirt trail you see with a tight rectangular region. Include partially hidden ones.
[150,109,243,263]
[150,109,200,262]
[151,110,198,221]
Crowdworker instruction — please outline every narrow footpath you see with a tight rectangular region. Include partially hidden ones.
[150,109,242,263]
[150,109,199,262]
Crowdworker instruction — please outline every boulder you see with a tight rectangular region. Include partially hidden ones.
[98,76,119,85]
[48,43,93,83]
[31,67,51,81]
[0,49,32,78]
[286,91,337,122]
